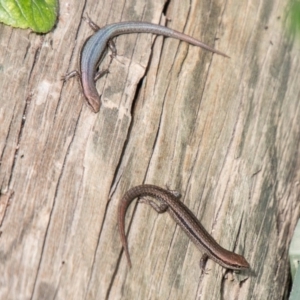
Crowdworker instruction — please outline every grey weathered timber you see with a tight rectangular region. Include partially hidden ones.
[0,0,299,299]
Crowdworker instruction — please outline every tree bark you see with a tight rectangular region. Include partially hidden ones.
[0,0,299,299]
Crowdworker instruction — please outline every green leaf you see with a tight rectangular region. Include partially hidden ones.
[286,1,300,38]
[0,0,58,33]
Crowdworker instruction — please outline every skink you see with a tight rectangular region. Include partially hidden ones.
[118,184,250,271]
[80,20,229,113]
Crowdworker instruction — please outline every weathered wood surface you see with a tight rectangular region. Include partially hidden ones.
[0,0,299,299]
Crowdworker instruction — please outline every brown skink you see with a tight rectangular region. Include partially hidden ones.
[118,184,250,271]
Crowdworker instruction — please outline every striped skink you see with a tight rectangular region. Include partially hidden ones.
[118,184,249,271]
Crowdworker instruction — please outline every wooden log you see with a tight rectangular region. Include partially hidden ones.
[0,0,299,299]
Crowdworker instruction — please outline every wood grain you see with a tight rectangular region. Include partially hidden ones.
[0,0,299,299]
